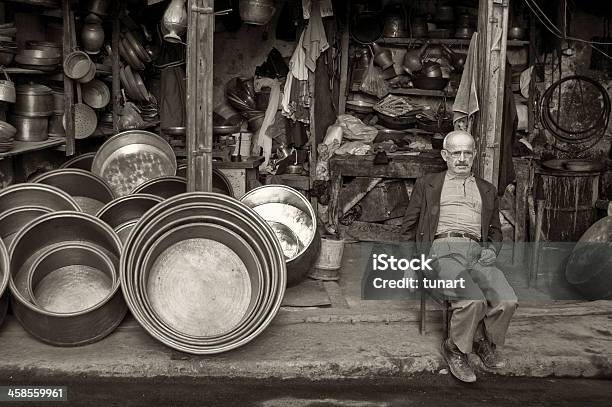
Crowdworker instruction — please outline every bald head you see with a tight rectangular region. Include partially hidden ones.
[441,130,476,176]
[443,130,475,150]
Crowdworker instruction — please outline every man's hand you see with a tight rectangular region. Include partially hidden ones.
[479,248,497,266]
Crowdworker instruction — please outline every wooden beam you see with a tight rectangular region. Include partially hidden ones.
[476,0,510,185]
[337,5,350,115]
[186,0,214,192]
[112,1,121,133]
[62,0,75,156]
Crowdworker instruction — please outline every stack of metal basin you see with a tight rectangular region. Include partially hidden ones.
[8,211,126,345]
[0,239,10,328]
[96,194,163,244]
[121,192,286,354]
[240,185,319,286]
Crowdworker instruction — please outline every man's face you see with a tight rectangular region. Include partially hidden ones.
[441,137,475,176]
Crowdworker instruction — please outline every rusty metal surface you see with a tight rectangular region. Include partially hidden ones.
[92,131,177,197]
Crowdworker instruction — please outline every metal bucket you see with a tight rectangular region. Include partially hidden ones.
[240,185,319,286]
[536,168,601,241]
[96,194,163,244]
[32,169,115,215]
[131,176,187,199]
[8,211,126,346]
[26,242,117,313]
[121,193,285,354]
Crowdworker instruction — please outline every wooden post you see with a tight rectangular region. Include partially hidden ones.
[308,71,317,207]
[186,0,214,192]
[111,2,121,133]
[337,5,350,115]
[475,0,510,185]
[62,0,75,156]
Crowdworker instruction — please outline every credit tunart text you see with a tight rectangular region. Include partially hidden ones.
[371,254,466,289]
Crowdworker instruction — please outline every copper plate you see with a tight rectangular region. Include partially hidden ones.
[91,130,177,197]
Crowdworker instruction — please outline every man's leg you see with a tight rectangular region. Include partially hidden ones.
[470,264,518,368]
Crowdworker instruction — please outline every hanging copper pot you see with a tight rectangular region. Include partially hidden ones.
[81,14,105,55]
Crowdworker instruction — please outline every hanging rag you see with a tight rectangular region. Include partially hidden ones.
[452,32,480,129]
[282,1,328,122]
[253,78,281,170]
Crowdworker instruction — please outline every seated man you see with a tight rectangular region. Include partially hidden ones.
[401,130,518,383]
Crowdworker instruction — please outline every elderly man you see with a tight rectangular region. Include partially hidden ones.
[401,130,518,383]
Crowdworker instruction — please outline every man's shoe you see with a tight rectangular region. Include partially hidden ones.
[473,339,506,369]
[440,339,476,383]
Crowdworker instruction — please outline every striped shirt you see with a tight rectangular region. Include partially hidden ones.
[435,172,482,239]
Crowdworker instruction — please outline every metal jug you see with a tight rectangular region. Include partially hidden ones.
[402,41,429,75]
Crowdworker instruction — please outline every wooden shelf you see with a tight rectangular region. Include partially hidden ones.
[378,38,529,47]
[213,156,264,169]
[0,137,65,160]
[351,83,456,98]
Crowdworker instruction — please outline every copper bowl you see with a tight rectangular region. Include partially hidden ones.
[60,152,96,171]
[0,206,53,248]
[0,183,81,215]
[131,176,187,199]
[96,194,163,244]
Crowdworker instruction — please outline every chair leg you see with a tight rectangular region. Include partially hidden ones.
[420,287,426,335]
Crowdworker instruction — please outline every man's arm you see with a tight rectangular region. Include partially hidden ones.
[400,177,424,241]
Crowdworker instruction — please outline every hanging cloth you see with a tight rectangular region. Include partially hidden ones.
[453,32,480,128]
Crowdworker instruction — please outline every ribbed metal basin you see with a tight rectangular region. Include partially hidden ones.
[60,152,96,171]
[27,242,117,314]
[9,211,126,346]
[240,185,319,286]
[32,169,115,215]
[0,183,81,215]
[121,192,286,354]
[0,206,53,247]
[96,194,162,244]
[92,130,177,197]
[131,176,187,199]
[0,239,9,329]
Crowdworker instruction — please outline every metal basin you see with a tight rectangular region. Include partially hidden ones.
[0,183,81,216]
[175,165,234,197]
[96,194,163,244]
[26,242,116,313]
[0,239,9,329]
[131,176,187,199]
[240,185,320,286]
[91,130,177,197]
[121,193,285,354]
[129,209,267,345]
[0,206,53,247]
[141,222,261,338]
[8,211,126,346]
[32,169,115,215]
[60,152,96,171]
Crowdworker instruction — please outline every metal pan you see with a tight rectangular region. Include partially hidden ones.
[26,242,117,314]
[32,168,115,215]
[124,31,151,63]
[0,183,81,216]
[241,185,320,287]
[0,206,53,248]
[8,211,125,346]
[131,176,187,199]
[0,238,9,328]
[140,222,261,338]
[96,193,163,230]
[60,152,96,171]
[91,130,177,197]
[120,193,285,353]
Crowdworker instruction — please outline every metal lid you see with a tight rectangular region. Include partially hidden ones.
[16,83,52,95]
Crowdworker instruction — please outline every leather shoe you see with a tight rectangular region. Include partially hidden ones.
[440,339,476,383]
[473,338,506,369]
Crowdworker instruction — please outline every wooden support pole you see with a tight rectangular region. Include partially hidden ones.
[476,0,509,185]
[112,2,121,133]
[186,0,214,192]
[62,0,75,156]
